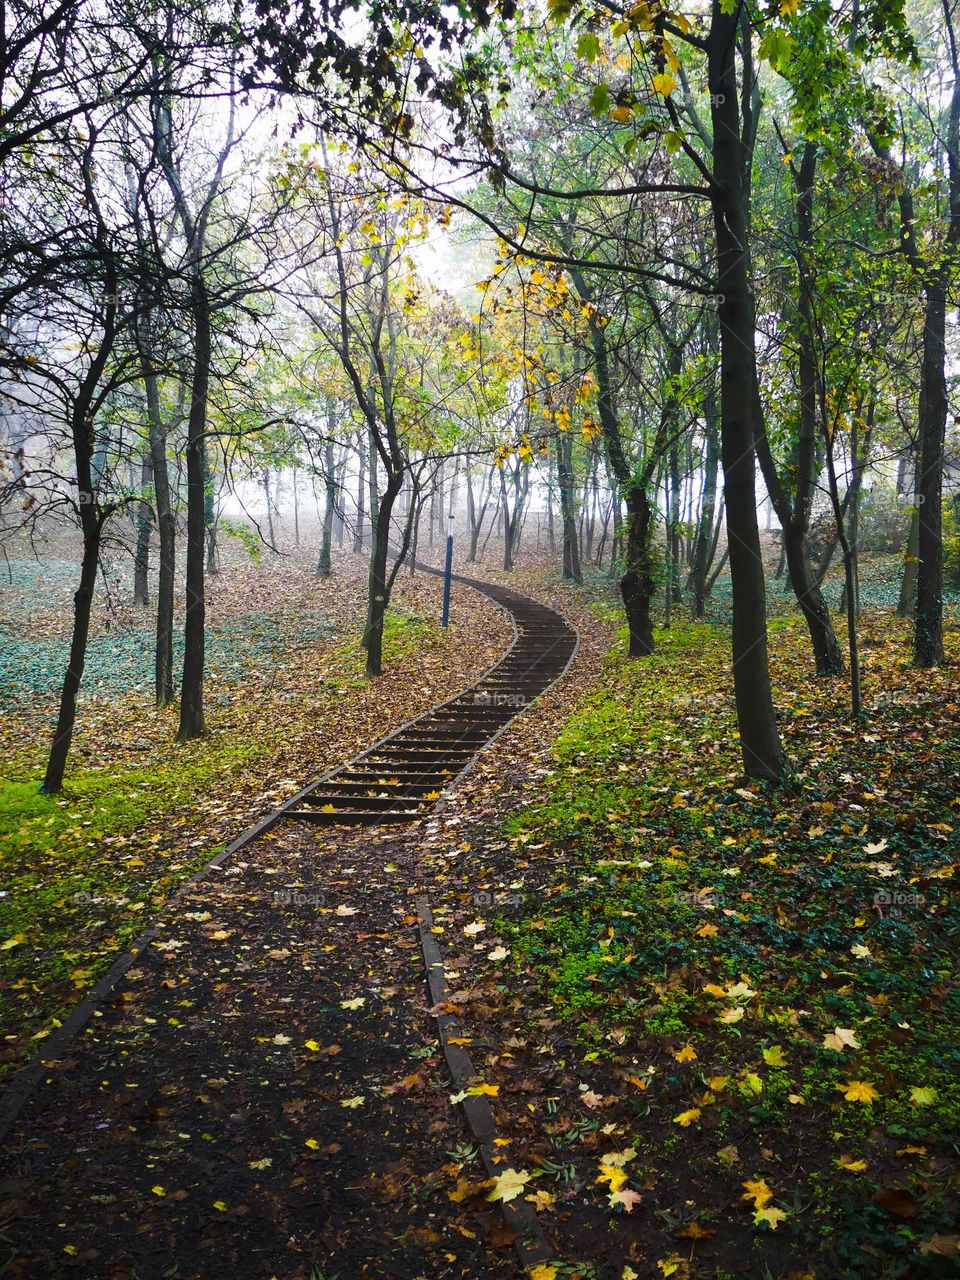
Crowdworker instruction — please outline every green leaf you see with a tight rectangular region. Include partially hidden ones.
[576,32,601,63]
[758,29,794,70]
[588,82,611,116]
[664,130,683,154]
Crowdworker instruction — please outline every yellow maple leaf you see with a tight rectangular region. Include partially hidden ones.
[597,1162,629,1190]
[652,72,677,96]
[527,1266,557,1280]
[910,1086,937,1106]
[673,1045,697,1063]
[762,1046,787,1068]
[835,1080,879,1103]
[487,1168,531,1202]
[754,1205,788,1229]
[837,1154,868,1171]
[673,1108,701,1127]
[741,1178,773,1208]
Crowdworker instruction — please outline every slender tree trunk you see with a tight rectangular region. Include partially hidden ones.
[44,520,101,793]
[500,467,513,571]
[364,473,404,677]
[353,436,366,554]
[317,438,336,578]
[546,451,556,554]
[555,433,582,583]
[263,467,275,547]
[914,282,948,666]
[133,440,152,606]
[139,341,175,706]
[899,452,921,617]
[708,6,786,779]
[177,280,210,743]
[690,405,720,617]
[204,447,217,574]
[824,436,862,715]
[621,482,656,656]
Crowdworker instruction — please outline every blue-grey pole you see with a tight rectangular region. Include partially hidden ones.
[441,524,454,627]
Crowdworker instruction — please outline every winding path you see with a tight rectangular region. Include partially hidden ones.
[236,564,579,832]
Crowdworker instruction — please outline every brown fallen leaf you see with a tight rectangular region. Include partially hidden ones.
[872,1187,919,1219]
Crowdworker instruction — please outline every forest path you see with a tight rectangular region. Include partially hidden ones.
[237,561,578,831]
[1,572,579,1280]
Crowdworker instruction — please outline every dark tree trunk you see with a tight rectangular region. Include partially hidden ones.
[621,482,656,656]
[133,442,152,606]
[353,437,366,554]
[898,454,920,617]
[177,280,210,743]
[262,467,275,547]
[317,438,336,578]
[755,140,843,676]
[43,238,118,791]
[690,397,720,618]
[708,4,787,779]
[44,504,101,793]
[555,433,582,583]
[140,340,175,706]
[363,473,403,677]
[914,282,948,666]
[203,446,217,574]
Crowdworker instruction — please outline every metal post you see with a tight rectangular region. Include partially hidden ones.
[441,514,454,627]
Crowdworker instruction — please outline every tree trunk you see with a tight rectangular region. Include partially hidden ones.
[620,482,656,656]
[202,442,218,574]
[133,441,152,606]
[898,455,920,617]
[363,473,403,676]
[555,433,582,583]
[708,5,787,779]
[140,343,175,706]
[914,281,947,666]
[317,438,336,578]
[177,280,210,742]
[690,398,720,617]
[353,436,366,554]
